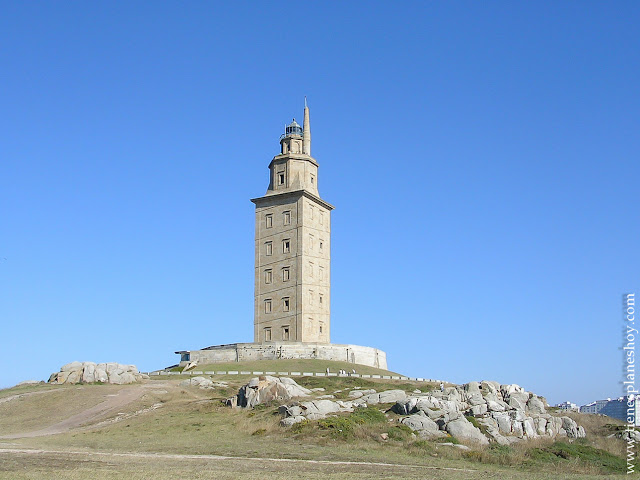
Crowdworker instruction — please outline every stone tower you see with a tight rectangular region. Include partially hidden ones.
[251,101,334,344]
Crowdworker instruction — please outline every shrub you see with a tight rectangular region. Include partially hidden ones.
[350,407,386,425]
[318,416,355,439]
[290,419,311,434]
[387,424,414,441]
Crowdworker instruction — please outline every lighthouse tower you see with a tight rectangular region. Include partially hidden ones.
[251,101,334,343]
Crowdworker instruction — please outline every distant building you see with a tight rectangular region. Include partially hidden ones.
[555,401,578,411]
[580,396,639,426]
[579,399,610,414]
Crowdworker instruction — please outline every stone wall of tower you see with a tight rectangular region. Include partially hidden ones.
[299,196,330,343]
[253,194,301,343]
[253,191,331,344]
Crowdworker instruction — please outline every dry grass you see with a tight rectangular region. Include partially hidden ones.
[563,411,631,459]
[0,384,127,434]
[173,359,402,377]
[0,380,632,479]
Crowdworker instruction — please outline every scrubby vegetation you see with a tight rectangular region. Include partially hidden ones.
[1,367,636,479]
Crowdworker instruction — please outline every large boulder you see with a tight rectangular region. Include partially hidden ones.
[446,417,489,445]
[227,376,311,408]
[48,362,147,385]
[400,412,442,437]
[361,390,408,405]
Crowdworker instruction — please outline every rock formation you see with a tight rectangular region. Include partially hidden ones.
[229,376,587,444]
[226,375,312,408]
[48,361,148,385]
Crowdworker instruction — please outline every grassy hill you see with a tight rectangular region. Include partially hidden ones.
[0,370,636,480]
[168,359,404,377]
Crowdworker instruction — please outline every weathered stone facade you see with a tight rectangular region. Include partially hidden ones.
[251,104,333,343]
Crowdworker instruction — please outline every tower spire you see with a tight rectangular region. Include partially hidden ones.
[303,97,311,156]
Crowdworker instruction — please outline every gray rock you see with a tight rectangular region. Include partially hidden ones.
[445,417,489,445]
[95,368,108,383]
[561,416,583,438]
[400,412,440,436]
[523,417,537,437]
[487,400,506,412]
[66,370,82,384]
[82,363,96,383]
[470,404,488,416]
[492,411,513,434]
[534,416,547,436]
[300,400,343,416]
[16,380,42,386]
[280,415,306,426]
[61,361,82,372]
[378,390,408,404]
[464,381,481,394]
[526,395,546,415]
[228,376,311,409]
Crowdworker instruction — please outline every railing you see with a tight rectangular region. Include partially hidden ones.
[145,370,440,383]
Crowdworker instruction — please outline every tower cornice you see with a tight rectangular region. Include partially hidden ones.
[268,153,318,169]
[250,189,335,211]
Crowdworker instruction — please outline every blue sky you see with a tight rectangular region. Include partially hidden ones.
[1,2,638,406]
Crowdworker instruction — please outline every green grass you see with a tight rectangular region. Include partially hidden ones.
[295,375,437,398]
[527,440,629,473]
[169,359,402,377]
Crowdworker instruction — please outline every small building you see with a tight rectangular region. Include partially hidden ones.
[554,401,578,411]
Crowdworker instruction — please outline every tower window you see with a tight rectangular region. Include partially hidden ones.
[264,299,272,313]
[265,214,273,228]
[319,323,323,334]
[264,327,272,341]
[278,172,285,186]
[283,297,290,312]
[309,262,314,277]
[282,326,290,341]
[319,266,324,280]
[319,293,323,305]
[310,174,315,185]
[309,290,314,305]
[309,234,314,250]
[265,241,272,256]
[283,210,291,225]
[264,269,272,284]
[282,267,290,282]
[319,239,324,251]
[283,239,290,253]
[320,212,324,225]
[310,205,314,220]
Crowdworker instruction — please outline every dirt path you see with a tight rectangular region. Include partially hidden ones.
[0,447,477,473]
[0,383,170,439]
[0,389,58,405]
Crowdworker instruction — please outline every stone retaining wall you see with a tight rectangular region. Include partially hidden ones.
[175,342,388,370]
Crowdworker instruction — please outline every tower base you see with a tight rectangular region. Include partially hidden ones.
[176,342,388,370]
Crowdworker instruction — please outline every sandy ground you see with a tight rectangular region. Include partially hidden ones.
[0,383,169,439]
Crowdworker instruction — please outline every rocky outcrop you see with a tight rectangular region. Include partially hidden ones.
[229,376,586,445]
[48,362,148,385]
[179,377,228,390]
[390,381,586,444]
[226,376,312,408]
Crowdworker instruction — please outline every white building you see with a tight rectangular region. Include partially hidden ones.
[555,401,578,411]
